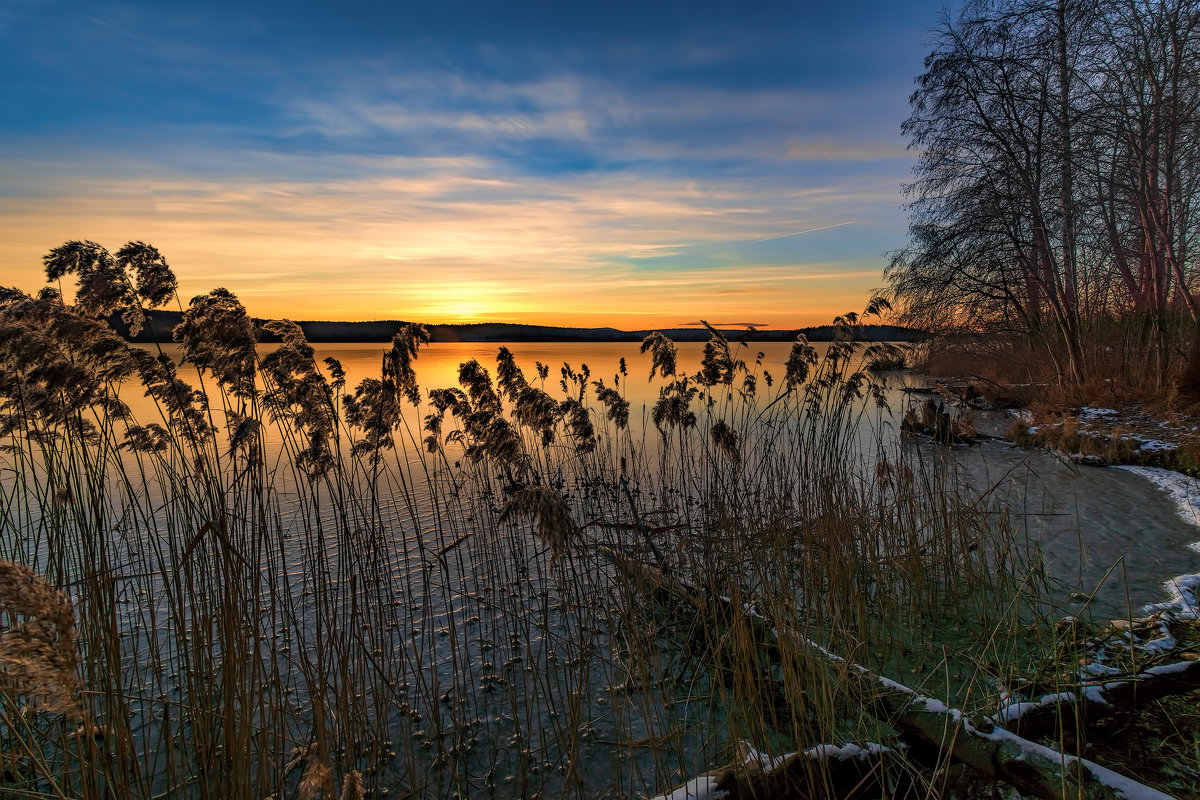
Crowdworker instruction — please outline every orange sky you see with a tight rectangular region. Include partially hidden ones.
[0,164,895,330]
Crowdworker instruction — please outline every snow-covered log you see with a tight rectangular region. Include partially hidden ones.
[611,553,1176,800]
[862,675,1175,800]
[648,741,904,800]
[997,658,1200,737]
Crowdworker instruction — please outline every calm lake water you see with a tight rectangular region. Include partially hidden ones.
[122,337,1199,618]
[5,337,1199,797]
[131,339,823,415]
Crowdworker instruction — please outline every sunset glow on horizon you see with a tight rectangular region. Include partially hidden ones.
[0,0,956,330]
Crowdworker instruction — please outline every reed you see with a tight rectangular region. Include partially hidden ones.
[0,241,1073,798]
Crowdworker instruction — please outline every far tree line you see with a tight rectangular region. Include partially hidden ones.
[887,0,1200,387]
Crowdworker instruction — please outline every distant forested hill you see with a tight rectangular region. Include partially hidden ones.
[109,310,925,344]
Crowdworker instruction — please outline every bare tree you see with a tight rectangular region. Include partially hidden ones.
[889,0,1200,387]
[890,0,1098,383]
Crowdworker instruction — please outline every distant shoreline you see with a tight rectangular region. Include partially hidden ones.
[111,310,926,344]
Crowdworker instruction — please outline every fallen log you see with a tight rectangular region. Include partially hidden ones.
[860,673,1174,800]
[996,658,1200,737]
[611,554,1176,800]
[649,741,908,800]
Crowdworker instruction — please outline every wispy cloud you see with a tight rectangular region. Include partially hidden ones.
[749,221,858,243]
[0,137,903,326]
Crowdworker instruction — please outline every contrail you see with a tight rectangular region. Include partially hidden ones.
[750,220,857,243]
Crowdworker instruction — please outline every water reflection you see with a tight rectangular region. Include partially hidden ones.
[117,338,1199,619]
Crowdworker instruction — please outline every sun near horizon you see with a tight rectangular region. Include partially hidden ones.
[0,223,891,330]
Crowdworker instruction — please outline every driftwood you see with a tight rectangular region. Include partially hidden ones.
[611,553,1177,800]
[900,398,975,445]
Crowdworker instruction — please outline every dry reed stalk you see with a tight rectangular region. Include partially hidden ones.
[0,258,1077,798]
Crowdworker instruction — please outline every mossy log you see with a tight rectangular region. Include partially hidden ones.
[860,674,1174,800]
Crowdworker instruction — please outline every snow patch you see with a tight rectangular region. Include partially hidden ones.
[1145,573,1200,620]
[650,776,728,800]
[995,692,1078,724]
[740,743,790,772]
[1144,660,1195,677]
[1134,437,1177,453]
[1079,660,1120,677]
[994,701,1039,723]
[1081,684,1111,706]
[802,742,891,762]
[1140,630,1179,652]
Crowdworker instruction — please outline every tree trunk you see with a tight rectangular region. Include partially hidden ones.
[1178,321,1200,400]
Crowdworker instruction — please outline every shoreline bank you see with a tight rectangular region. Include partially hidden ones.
[905,373,1200,623]
[108,309,926,344]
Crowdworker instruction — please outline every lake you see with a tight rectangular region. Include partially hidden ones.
[3,335,1198,798]
[119,337,1199,619]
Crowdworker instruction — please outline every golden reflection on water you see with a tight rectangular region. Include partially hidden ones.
[125,340,858,418]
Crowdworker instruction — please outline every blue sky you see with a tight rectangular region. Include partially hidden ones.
[0,0,954,327]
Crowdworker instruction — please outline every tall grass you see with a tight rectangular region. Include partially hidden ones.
[0,243,1047,798]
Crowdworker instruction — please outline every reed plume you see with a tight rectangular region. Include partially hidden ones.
[640,331,677,379]
[339,771,364,800]
[710,418,741,467]
[697,322,742,386]
[344,375,400,458]
[0,559,82,716]
[559,398,597,454]
[174,288,258,397]
[593,380,630,429]
[514,385,559,446]
[500,485,583,562]
[297,759,335,800]
[260,319,338,477]
[43,240,137,324]
[130,349,212,442]
[784,334,819,390]
[115,241,177,309]
[119,423,171,453]
[651,379,698,433]
[495,345,528,401]
[43,240,178,337]
[386,322,429,405]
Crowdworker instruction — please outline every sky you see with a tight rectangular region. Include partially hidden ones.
[0,0,955,329]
